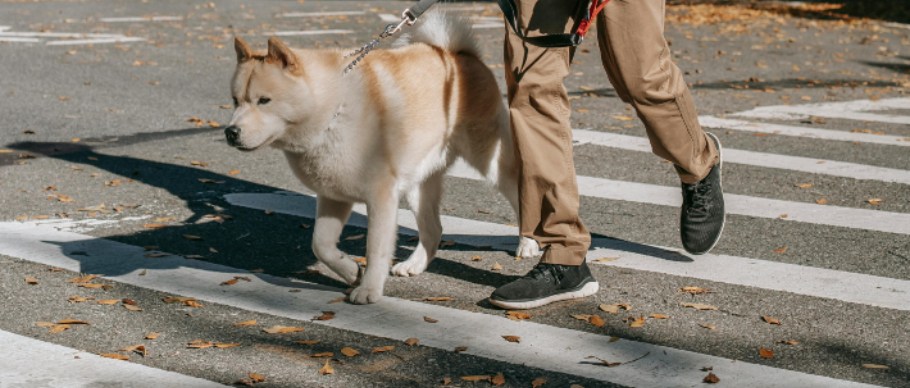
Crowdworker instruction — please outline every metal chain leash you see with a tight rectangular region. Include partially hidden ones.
[342,0,441,76]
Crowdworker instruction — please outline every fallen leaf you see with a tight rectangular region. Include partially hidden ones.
[423,316,439,323]
[867,198,883,206]
[862,363,889,370]
[145,332,160,340]
[312,311,335,321]
[77,283,108,289]
[234,320,257,327]
[68,296,94,303]
[454,346,468,353]
[121,344,147,357]
[699,323,717,330]
[405,338,420,346]
[531,377,548,388]
[491,372,506,386]
[57,319,89,325]
[184,300,204,308]
[599,303,632,314]
[142,223,170,229]
[190,160,208,167]
[703,372,720,384]
[340,347,360,357]
[319,359,334,375]
[816,198,829,205]
[67,274,100,283]
[187,339,214,349]
[759,347,774,359]
[423,296,454,302]
[612,114,635,121]
[779,339,799,345]
[761,316,782,325]
[214,342,241,349]
[461,375,492,383]
[262,326,305,334]
[589,315,606,328]
[679,286,711,295]
[101,353,129,360]
[502,335,521,343]
[439,240,456,248]
[773,246,789,254]
[123,304,143,312]
[35,322,55,328]
[571,314,593,321]
[795,183,814,189]
[650,313,670,319]
[228,169,241,175]
[25,276,39,285]
[296,340,320,345]
[372,345,395,353]
[491,262,503,271]
[49,324,71,334]
[506,311,531,320]
[681,303,718,311]
[628,316,647,328]
[221,278,240,286]
[248,373,266,383]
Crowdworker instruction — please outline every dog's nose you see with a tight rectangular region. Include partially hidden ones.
[224,126,241,144]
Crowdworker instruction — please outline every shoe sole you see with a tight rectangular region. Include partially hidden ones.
[684,132,726,255]
[488,281,600,310]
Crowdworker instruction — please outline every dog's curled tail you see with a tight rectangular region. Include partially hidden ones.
[396,10,482,57]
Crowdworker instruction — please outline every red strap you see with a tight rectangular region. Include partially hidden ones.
[576,0,609,38]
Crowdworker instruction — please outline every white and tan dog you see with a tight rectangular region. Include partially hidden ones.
[226,12,538,304]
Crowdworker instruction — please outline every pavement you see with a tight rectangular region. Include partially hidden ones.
[0,1,908,387]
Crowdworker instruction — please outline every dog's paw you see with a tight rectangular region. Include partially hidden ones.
[335,254,363,284]
[347,283,383,304]
[391,253,428,277]
[516,237,542,260]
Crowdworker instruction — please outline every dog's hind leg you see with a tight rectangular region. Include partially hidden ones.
[392,172,444,277]
[348,186,399,304]
[312,196,361,285]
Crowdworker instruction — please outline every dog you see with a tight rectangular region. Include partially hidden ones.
[225,11,539,304]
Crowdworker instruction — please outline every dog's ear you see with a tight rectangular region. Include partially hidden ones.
[234,36,252,63]
[266,36,302,75]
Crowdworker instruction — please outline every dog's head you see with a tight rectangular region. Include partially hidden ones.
[225,36,309,151]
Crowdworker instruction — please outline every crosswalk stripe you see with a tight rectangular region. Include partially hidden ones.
[0,329,225,387]
[99,16,184,22]
[731,98,910,125]
[277,11,366,18]
[447,162,910,235]
[572,129,910,184]
[0,221,882,388]
[270,30,353,36]
[699,116,910,146]
[222,192,910,312]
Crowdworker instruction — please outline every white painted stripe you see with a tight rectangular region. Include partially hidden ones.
[277,11,365,18]
[0,330,225,387]
[378,13,400,23]
[270,30,353,37]
[0,32,122,38]
[573,129,910,184]
[0,26,11,32]
[0,37,41,43]
[0,221,882,388]
[699,116,910,146]
[99,16,184,22]
[447,162,910,235]
[46,37,145,46]
[222,192,910,312]
[731,98,910,125]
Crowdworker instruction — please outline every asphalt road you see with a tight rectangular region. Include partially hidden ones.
[0,1,908,387]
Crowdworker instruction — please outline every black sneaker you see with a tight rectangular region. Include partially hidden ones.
[680,132,726,255]
[489,261,599,310]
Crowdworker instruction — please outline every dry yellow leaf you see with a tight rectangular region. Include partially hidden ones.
[214,342,241,349]
[628,316,647,328]
[424,296,454,302]
[589,315,606,328]
[815,198,829,205]
[25,276,38,285]
[313,311,336,321]
[867,198,883,206]
[593,256,619,263]
[779,339,799,345]
[612,114,635,121]
[145,332,160,340]
[795,183,813,189]
[228,169,241,176]
[262,326,305,334]
[57,319,89,325]
[703,372,720,384]
[143,223,169,229]
[190,160,208,167]
[761,316,782,325]
[773,246,788,254]
[319,359,334,375]
[454,346,468,353]
[531,377,548,388]
[68,274,100,283]
[681,302,718,311]
[35,321,55,328]
[599,303,631,314]
[862,363,889,370]
[221,278,239,286]
[679,286,711,295]
[699,323,717,330]
[187,339,214,349]
[405,338,420,346]
[184,300,204,308]
[100,353,129,361]
[461,375,492,383]
[650,313,670,319]
[49,324,71,334]
[502,335,521,343]
[423,316,439,323]
[506,311,531,320]
[372,345,395,353]
[340,347,360,357]
[570,314,593,321]
[123,304,142,312]
[234,320,257,327]
[759,347,774,359]
[491,372,506,386]
[96,299,119,305]
[121,345,147,357]
[491,262,503,271]
[248,373,266,383]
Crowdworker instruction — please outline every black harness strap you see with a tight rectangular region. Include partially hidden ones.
[498,0,605,48]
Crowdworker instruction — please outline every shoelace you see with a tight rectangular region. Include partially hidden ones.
[526,264,565,283]
[685,180,713,216]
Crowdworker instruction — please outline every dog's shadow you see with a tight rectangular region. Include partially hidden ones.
[8,137,687,305]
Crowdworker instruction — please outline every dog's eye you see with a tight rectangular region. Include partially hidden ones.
[257,97,271,105]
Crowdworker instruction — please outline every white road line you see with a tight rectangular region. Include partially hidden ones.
[731,98,910,125]
[0,330,225,387]
[0,221,882,388]
[0,31,122,38]
[277,11,365,18]
[99,16,184,22]
[270,30,353,37]
[699,116,910,146]
[0,26,11,32]
[46,37,145,46]
[573,129,910,184]
[447,162,910,235]
[0,31,145,46]
[0,37,41,43]
[223,192,910,312]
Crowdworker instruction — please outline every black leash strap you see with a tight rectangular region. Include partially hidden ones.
[497,0,596,48]
[404,0,442,22]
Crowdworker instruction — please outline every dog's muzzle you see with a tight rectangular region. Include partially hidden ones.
[224,126,241,147]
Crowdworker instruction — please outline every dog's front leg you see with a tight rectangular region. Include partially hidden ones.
[312,196,361,284]
[348,188,399,304]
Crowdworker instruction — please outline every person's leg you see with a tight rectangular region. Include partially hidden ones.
[596,0,725,254]
[489,0,598,310]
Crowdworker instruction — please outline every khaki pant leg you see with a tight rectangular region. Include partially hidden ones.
[595,0,718,183]
[504,0,590,265]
